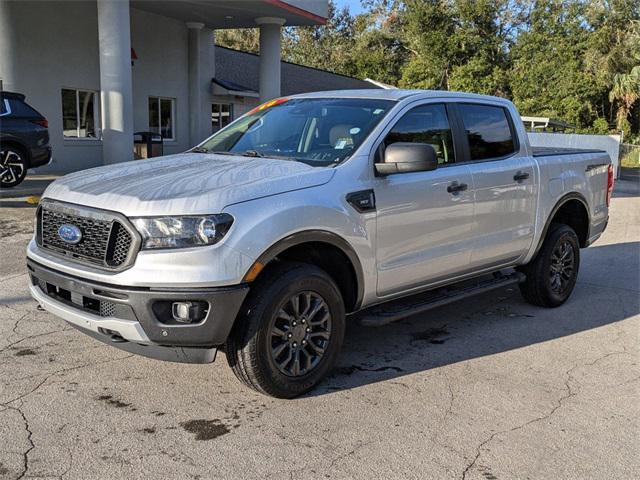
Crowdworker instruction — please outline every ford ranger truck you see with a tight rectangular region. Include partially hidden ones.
[27,90,613,398]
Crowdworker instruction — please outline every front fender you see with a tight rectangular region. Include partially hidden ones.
[222,184,377,306]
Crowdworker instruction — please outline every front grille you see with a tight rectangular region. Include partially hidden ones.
[107,223,133,267]
[37,200,138,270]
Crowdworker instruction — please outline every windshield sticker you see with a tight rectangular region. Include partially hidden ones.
[349,127,361,135]
[373,109,384,115]
[246,97,289,116]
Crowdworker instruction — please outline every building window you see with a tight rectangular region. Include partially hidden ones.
[62,89,99,139]
[212,103,232,132]
[148,97,175,141]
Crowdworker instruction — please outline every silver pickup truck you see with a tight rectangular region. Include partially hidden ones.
[27,90,613,398]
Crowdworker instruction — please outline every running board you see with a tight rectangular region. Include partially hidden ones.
[356,271,526,327]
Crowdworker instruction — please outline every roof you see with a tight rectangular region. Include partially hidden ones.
[288,89,515,104]
[211,78,259,97]
[214,46,376,96]
[0,91,26,100]
[214,45,373,83]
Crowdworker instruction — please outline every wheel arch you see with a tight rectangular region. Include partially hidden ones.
[533,192,590,258]
[247,230,365,313]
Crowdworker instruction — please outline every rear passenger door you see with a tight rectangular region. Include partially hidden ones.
[454,103,536,269]
[374,103,475,296]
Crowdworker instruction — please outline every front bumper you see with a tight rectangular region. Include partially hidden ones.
[27,259,249,363]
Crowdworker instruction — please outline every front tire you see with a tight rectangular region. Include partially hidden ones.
[518,223,580,307]
[0,146,28,188]
[226,262,345,398]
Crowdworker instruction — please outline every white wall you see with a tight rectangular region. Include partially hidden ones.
[528,132,622,177]
[0,2,198,173]
[130,8,191,157]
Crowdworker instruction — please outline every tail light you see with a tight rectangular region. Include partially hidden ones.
[606,164,614,207]
[30,118,48,128]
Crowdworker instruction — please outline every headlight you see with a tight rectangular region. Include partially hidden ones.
[131,214,233,250]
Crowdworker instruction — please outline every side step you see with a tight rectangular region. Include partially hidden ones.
[356,271,526,327]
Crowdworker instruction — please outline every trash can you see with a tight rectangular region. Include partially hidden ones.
[133,132,163,159]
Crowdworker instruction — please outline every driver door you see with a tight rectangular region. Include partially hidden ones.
[374,103,475,297]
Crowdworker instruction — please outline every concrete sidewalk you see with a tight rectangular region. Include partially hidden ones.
[0,175,60,208]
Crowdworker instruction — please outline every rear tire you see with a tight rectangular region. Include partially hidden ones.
[0,145,28,188]
[518,223,580,307]
[225,261,345,398]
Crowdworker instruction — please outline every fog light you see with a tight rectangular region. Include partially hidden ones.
[171,301,207,323]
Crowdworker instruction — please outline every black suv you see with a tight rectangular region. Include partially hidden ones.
[0,91,52,187]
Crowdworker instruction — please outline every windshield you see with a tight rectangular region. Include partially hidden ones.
[197,98,395,167]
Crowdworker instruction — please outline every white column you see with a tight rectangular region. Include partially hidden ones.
[187,22,205,146]
[255,17,285,102]
[97,0,134,164]
[0,1,18,92]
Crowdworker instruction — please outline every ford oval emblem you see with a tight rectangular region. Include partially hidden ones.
[58,224,82,244]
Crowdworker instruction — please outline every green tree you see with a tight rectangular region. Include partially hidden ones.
[215,28,259,54]
[215,0,640,137]
[509,0,602,128]
[282,2,357,73]
[609,66,640,137]
[584,0,640,131]
[398,0,457,89]
[398,0,515,95]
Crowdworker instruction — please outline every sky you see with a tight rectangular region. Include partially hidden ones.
[333,0,366,15]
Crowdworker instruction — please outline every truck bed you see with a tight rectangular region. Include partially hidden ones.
[532,146,605,157]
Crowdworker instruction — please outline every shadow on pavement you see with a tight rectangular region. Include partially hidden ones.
[311,241,640,396]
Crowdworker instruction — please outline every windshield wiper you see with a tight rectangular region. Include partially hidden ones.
[242,150,264,157]
[190,147,209,153]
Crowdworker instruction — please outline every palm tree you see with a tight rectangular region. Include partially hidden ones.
[609,66,640,133]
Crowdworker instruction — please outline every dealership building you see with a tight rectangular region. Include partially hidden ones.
[0,0,376,173]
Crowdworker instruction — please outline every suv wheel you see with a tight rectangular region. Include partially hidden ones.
[0,146,27,188]
[518,223,580,307]
[226,261,345,398]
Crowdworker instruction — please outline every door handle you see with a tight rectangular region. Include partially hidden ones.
[513,171,530,182]
[447,181,468,194]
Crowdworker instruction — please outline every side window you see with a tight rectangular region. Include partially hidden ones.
[10,99,40,117]
[384,104,455,164]
[459,104,516,160]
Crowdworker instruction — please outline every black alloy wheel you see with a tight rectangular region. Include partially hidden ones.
[269,291,332,377]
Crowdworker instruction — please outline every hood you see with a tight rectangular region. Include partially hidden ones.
[43,153,335,216]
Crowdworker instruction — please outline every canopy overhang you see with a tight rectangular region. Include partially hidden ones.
[130,0,327,28]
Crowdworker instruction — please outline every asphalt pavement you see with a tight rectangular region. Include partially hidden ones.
[0,181,638,479]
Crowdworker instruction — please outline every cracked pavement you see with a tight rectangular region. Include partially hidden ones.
[1,181,638,479]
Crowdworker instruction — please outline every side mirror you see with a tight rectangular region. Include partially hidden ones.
[375,142,438,176]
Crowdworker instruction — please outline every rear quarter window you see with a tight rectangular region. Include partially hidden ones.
[459,104,516,161]
[9,98,41,117]
[0,99,10,116]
